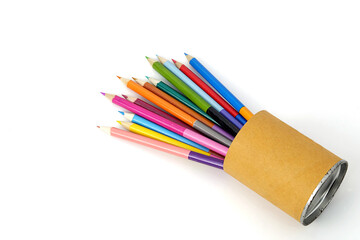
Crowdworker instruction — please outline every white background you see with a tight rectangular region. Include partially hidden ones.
[0,0,359,239]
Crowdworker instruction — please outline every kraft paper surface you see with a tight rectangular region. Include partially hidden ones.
[224,110,341,221]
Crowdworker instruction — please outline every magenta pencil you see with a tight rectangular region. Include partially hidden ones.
[101,93,229,156]
[122,95,191,130]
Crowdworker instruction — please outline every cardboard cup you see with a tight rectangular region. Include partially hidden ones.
[224,111,348,225]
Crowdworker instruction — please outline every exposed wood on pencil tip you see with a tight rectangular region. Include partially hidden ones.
[98,126,111,135]
[185,53,193,62]
[173,60,182,68]
[124,95,137,103]
[120,121,132,129]
[118,76,130,85]
[102,93,116,101]
[157,55,167,64]
[147,77,160,86]
[133,77,147,86]
[146,57,157,66]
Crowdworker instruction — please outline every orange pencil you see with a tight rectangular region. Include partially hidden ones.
[117,76,232,147]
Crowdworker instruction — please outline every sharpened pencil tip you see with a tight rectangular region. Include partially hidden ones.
[100,92,105,96]
[145,56,149,59]
[118,111,124,115]
[184,53,188,56]
[97,126,100,128]
[172,59,177,63]
[157,55,168,64]
[122,94,128,99]
[145,76,149,79]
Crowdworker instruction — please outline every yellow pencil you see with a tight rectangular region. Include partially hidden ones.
[118,121,212,156]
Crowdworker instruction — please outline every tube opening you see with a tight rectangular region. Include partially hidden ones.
[300,160,348,225]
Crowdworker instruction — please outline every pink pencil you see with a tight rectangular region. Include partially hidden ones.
[101,93,229,156]
[98,126,224,169]
[122,95,191,130]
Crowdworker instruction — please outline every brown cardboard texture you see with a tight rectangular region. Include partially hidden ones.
[224,110,344,223]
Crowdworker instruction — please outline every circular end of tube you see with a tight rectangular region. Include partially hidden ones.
[300,160,348,226]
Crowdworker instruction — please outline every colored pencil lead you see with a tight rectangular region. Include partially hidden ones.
[145,76,150,79]
[97,126,100,128]
[118,76,130,85]
[120,112,135,122]
[119,111,124,115]
[184,53,188,56]
[119,121,132,129]
[173,59,182,69]
[101,92,116,101]
[122,94,128,99]
[172,59,177,64]
[100,92,105,96]
[98,126,111,135]
[185,53,193,62]
[145,56,149,59]
[146,57,157,66]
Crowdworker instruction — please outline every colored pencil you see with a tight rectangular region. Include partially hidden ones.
[158,56,244,130]
[119,111,210,152]
[122,94,190,130]
[185,53,253,120]
[98,126,224,169]
[101,93,229,156]
[118,121,217,157]
[146,56,239,136]
[146,76,217,124]
[133,77,234,141]
[173,59,247,125]
[118,77,232,147]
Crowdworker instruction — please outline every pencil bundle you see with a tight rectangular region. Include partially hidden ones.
[98,53,347,225]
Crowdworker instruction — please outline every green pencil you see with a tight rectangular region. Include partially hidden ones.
[146,57,211,111]
[146,76,218,124]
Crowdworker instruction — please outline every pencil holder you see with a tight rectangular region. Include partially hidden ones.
[224,110,348,225]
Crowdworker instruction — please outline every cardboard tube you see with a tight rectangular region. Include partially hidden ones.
[224,111,348,225]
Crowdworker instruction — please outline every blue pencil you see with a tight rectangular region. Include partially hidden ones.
[157,55,243,130]
[185,53,254,121]
[119,111,210,152]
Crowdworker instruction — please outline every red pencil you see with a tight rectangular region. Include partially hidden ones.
[173,59,247,125]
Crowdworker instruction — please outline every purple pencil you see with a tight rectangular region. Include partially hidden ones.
[101,93,229,156]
